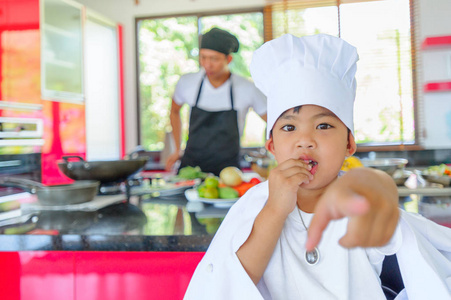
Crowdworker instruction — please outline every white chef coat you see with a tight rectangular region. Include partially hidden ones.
[173,70,267,137]
[184,181,451,300]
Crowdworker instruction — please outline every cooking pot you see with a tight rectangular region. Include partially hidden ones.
[0,177,100,205]
[58,156,148,183]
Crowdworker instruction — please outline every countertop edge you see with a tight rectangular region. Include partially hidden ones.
[0,234,213,252]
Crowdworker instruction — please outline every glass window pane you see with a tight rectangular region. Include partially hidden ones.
[200,12,266,148]
[137,12,266,153]
[272,5,338,38]
[340,0,414,144]
[137,17,198,151]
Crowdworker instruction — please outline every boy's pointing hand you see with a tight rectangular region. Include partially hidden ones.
[306,168,399,251]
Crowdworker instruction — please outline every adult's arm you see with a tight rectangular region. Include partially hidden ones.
[165,99,183,171]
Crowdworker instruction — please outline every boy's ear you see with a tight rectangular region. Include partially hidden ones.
[265,136,275,155]
[346,131,357,156]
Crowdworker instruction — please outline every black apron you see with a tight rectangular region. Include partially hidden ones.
[178,74,240,176]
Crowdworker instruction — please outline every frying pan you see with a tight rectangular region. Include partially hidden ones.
[58,156,148,183]
[0,177,100,205]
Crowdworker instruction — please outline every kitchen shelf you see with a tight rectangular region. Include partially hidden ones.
[424,81,451,93]
[398,187,451,197]
[422,35,451,49]
[44,24,77,39]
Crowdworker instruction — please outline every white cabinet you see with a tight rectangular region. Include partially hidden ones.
[41,0,84,102]
[84,11,121,160]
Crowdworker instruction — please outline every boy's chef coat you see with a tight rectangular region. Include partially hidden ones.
[184,181,451,299]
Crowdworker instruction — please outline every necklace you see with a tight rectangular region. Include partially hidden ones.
[297,207,320,265]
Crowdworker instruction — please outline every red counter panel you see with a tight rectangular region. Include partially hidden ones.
[74,251,204,300]
[0,251,74,300]
[0,251,204,300]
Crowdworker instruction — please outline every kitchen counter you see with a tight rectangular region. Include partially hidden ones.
[0,187,220,299]
[1,183,451,252]
[1,183,451,300]
[0,190,222,252]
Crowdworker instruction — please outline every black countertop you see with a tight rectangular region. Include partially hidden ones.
[0,191,227,252]
[1,183,450,253]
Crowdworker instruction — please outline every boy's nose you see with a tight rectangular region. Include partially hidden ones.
[296,135,316,149]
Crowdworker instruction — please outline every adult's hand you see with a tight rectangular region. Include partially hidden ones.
[165,151,181,171]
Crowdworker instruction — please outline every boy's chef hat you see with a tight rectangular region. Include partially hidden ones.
[250,34,359,139]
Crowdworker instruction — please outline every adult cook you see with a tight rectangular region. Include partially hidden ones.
[165,27,267,176]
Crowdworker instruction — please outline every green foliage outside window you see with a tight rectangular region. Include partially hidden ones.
[138,13,265,152]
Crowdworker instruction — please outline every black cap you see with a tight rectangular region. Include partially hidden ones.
[200,28,240,55]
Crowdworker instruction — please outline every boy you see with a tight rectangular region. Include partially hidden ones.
[184,34,451,299]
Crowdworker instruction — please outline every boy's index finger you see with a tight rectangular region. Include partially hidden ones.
[306,192,370,251]
[305,204,331,251]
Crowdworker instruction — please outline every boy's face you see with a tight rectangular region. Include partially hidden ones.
[265,104,356,189]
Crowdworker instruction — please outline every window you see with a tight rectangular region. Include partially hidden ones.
[266,0,415,145]
[137,0,415,154]
[136,11,264,152]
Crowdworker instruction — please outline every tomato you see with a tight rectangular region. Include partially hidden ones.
[249,177,261,184]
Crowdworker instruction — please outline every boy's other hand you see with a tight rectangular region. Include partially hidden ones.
[306,168,399,251]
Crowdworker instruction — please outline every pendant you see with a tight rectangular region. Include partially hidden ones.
[305,247,320,265]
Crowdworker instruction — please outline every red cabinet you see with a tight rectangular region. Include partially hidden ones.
[0,251,204,300]
[0,251,75,300]
[75,251,204,300]
[0,0,88,184]
[0,0,40,105]
[0,0,41,113]
[41,101,86,184]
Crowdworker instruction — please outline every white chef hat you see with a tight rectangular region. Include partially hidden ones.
[250,34,359,139]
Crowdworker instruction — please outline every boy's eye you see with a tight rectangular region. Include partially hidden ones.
[317,123,333,130]
[282,125,295,132]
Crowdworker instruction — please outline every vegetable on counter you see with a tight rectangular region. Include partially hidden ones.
[218,187,239,199]
[197,166,262,199]
[233,180,259,197]
[219,167,243,187]
[177,166,207,180]
[423,164,451,177]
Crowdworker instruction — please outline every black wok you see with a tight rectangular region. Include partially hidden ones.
[0,177,100,205]
[58,156,148,183]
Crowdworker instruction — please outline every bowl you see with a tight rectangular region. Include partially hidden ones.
[392,169,412,186]
[361,158,408,176]
[421,174,451,187]
[244,150,275,179]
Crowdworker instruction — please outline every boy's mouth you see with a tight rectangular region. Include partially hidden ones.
[307,160,318,167]
[302,159,318,175]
